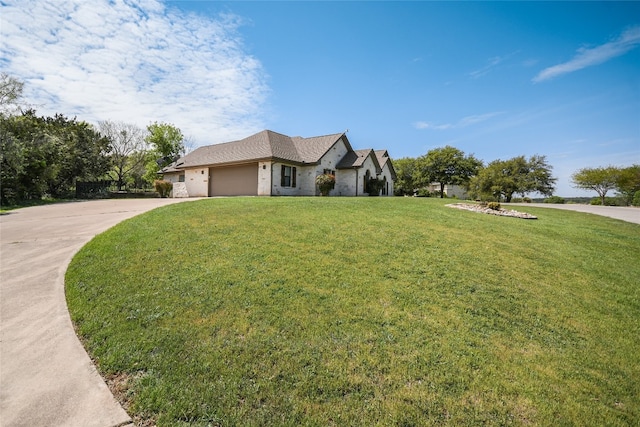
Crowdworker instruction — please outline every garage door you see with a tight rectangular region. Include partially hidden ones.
[209,163,258,196]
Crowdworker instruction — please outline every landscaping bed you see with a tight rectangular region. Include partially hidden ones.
[447,202,538,219]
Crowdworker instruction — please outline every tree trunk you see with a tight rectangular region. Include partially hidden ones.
[440,182,445,198]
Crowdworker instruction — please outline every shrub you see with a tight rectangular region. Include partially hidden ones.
[154,180,173,198]
[590,197,625,206]
[366,177,384,196]
[315,174,335,196]
[487,202,501,210]
[633,191,640,207]
[544,196,565,204]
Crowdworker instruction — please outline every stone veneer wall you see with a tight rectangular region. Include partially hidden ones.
[172,182,189,198]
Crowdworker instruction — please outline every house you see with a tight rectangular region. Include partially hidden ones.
[161,130,396,197]
[425,183,468,199]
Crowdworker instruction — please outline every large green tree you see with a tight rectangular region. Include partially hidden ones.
[1,110,111,203]
[571,166,621,205]
[144,122,185,184]
[615,165,640,206]
[470,155,556,202]
[418,146,483,198]
[392,157,420,196]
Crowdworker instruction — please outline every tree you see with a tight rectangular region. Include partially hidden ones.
[520,154,556,197]
[418,146,483,198]
[1,110,111,203]
[571,166,620,206]
[392,157,420,196]
[0,73,24,113]
[144,122,185,184]
[615,165,640,206]
[470,155,556,202]
[99,120,148,191]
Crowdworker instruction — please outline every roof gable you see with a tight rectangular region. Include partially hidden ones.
[375,150,397,179]
[337,148,382,173]
[292,133,347,163]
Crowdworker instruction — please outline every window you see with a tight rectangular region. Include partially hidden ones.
[364,170,371,192]
[178,174,185,182]
[323,168,335,176]
[281,165,297,187]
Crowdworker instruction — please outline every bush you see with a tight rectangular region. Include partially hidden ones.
[366,177,384,196]
[633,191,640,207]
[154,180,173,198]
[544,196,565,204]
[590,197,625,206]
[487,202,501,210]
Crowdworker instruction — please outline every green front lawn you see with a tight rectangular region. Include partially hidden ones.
[66,197,640,426]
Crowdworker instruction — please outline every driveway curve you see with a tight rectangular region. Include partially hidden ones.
[0,198,199,427]
[509,203,640,225]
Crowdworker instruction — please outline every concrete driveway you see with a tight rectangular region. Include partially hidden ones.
[0,198,199,427]
[509,203,640,225]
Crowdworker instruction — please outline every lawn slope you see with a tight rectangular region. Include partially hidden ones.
[66,197,640,426]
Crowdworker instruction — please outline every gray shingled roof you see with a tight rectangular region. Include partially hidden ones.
[337,149,381,173]
[375,150,397,179]
[172,130,347,169]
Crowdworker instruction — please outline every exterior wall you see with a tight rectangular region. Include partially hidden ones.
[335,169,358,196]
[184,167,209,197]
[271,162,309,196]
[296,165,318,196]
[257,161,272,196]
[359,155,380,196]
[444,184,467,199]
[270,139,350,196]
[162,172,181,183]
[427,183,467,199]
[312,140,349,196]
[378,164,395,197]
[172,182,189,198]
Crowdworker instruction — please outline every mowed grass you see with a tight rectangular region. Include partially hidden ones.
[66,197,640,426]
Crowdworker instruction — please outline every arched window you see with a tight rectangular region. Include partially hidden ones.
[364,169,371,193]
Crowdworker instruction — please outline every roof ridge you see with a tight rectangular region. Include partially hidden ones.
[298,132,344,140]
[263,129,292,138]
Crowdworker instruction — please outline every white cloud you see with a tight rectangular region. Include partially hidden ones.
[533,25,640,83]
[469,51,519,79]
[0,0,269,146]
[413,111,503,131]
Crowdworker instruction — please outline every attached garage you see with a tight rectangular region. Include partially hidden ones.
[209,163,259,196]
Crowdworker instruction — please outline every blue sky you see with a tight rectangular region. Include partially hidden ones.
[2,1,639,196]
